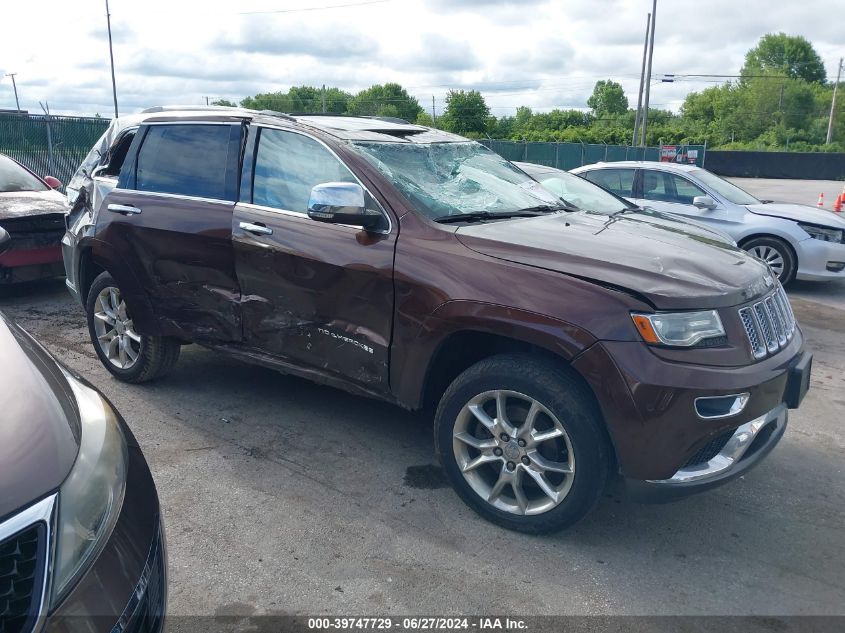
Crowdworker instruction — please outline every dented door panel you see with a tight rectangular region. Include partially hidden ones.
[97,189,242,340]
[232,203,394,390]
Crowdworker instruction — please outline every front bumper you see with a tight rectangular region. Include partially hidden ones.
[571,333,809,485]
[47,441,166,633]
[795,236,845,281]
[626,403,787,502]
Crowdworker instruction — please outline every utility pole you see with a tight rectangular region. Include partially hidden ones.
[5,73,20,112]
[105,0,119,118]
[432,95,436,123]
[632,12,651,147]
[826,57,842,144]
[322,84,327,113]
[640,0,657,147]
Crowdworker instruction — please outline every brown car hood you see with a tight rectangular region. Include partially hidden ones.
[0,313,79,522]
[455,210,773,309]
[0,189,67,220]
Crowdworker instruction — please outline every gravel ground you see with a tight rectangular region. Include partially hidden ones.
[1,276,843,619]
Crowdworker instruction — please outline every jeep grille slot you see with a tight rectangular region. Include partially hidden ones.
[739,286,796,361]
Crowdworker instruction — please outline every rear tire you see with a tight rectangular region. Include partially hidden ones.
[434,354,609,534]
[742,236,796,285]
[86,272,181,383]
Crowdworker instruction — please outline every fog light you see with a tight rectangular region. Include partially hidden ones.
[825,261,845,273]
[695,393,750,419]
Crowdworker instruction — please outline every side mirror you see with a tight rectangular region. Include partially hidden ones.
[43,176,62,190]
[693,195,717,210]
[0,227,11,255]
[307,182,383,230]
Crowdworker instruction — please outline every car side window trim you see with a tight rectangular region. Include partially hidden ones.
[110,187,237,206]
[247,125,393,235]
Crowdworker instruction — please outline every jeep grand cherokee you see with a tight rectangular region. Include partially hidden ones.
[62,107,811,533]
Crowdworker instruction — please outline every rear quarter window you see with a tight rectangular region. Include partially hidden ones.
[134,124,237,200]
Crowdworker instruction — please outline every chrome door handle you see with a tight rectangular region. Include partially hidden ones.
[239,222,273,236]
[107,203,141,215]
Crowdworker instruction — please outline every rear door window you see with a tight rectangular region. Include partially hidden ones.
[133,124,238,200]
[642,170,706,204]
[583,168,635,197]
[252,128,357,213]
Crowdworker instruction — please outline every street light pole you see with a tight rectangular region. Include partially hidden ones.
[826,57,842,144]
[5,73,21,112]
[640,0,657,147]
[106,0,119,118]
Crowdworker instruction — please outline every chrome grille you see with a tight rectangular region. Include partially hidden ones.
[739,285,796,360]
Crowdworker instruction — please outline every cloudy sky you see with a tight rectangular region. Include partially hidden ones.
[1,0,843,118]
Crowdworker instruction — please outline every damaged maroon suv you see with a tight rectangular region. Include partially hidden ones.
[62,107,811,533]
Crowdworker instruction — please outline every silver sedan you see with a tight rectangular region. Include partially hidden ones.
[571,161,845,284]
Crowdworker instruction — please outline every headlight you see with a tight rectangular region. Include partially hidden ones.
[798,223,844,243]
[52,369,127,605]
[631,310,725,347]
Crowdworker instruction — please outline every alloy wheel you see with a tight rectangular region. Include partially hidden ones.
[93,286,141,369]
[748,245,785,279]
[452,390,575,516]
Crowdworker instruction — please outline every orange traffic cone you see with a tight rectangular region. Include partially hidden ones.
[835,194,843,213]
[817,192,825,208]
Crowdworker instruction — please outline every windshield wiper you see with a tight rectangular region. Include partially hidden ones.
[434,210,552,224]
[521,203,578,213]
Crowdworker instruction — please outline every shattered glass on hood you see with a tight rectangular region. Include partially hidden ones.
[351,141,560,220]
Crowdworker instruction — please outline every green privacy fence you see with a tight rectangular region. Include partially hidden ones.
[478,139,665,170]
[0,114,699,192]
[0,114,110,190]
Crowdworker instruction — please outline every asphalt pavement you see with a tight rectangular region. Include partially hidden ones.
[1,177,844,618]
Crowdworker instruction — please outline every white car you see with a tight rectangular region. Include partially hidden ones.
[571,161,845,284]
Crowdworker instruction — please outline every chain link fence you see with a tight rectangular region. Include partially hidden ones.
[0,114,110,191]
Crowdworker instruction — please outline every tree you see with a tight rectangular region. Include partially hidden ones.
[587,80,629,117]
[240,86,351,113]
[347,83,423,121]
[211,99,237,107]
[440,90,490,136]
[741,33,827,84]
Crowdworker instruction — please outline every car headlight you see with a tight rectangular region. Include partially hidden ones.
[798,223,844,243]
[52,369,127,605]
[631,310,726,347]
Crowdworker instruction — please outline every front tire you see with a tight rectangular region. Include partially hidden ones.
[743,236,796,285]
[86,272,180,383]
[435,354,609,534]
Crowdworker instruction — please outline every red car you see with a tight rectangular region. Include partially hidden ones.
[0,153,66,283]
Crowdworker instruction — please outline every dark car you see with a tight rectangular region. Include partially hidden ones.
[63,108,811,533]
[0,153,67,283]
[0,234,165,632]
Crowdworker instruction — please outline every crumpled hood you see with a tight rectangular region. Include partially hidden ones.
[747,202,845,228]
[0,314,79,522]
[456,210,774,309]
[0,189,67,220]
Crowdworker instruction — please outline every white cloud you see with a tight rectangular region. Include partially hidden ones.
[0,0,842,117]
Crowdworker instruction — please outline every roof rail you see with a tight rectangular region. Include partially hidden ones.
[257,109,296,121]
[140,105,239,113]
